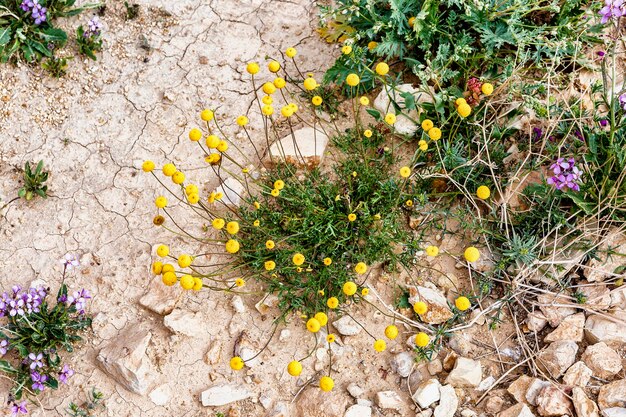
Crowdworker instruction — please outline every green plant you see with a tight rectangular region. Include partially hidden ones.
[76,22,102,60]
[124,1,139,20]
[41,54,69,76]
[18,160,49,200]
[67,388,105,417]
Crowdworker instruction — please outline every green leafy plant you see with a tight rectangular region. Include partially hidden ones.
[67,388,105,417]
[41,54,69,76]
[124,1,139,20]
[18,160,49,200]
[0,0,101,67]
[76,22,102,60]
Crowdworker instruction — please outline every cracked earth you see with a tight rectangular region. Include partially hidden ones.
[0,0,342,415]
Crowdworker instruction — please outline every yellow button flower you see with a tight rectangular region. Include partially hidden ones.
[177,254,192,268]
[375,62,389,76]
[200,109,214,121]
[481,83,494,95]
[236,115,248,126]
[262,95,273,105]
[457,103,471,118]
[303,77,318,91]
[156,244,169,257]
[354,262,367,275]
[306,317,321,333]
[385,113,396,125]
[253,201,260,209]
[292,253,305,266]
[226,221,240,235]
[287,360,302,376]
[142,160,155,172]
[476,185,491,200]
[262,105,274,116]
[455,97,467,106]
[162,272,177,286]
[162,163,176,177]
[425,245,439,257]
[346,73,360,87]
[343,281,357,296]
[270,188,280,197]
[374,339,386,352]
[359,96,370,106]
[212,218,225,229]
[326,334,336,343]
[348,213,357,222]
[327,297,339,309]
[172,171,185,185]
[253,220,260,227]
[192,277,203,291]
[319,376,334,392]
[264,260,276,271]
[312,96,323,106]
[225,240,240,254]
[262,82,276,95]
[428,127,442,140]
[189,128,202,142]
[323,258,332,267]
[455,296,471,311]
[421,119,434,131]
[367,41,378,50]
[385,325,398,340]
[418,140,428,151]
[285,47,297,58]
[246,62,259,75]
[187,193,199,204]
[205,135,220,148]
[314,312,328,326]
[151,261,163,275]
[179,274,194,290]
[341,45,352,55]
[413,301,428,315]
[216,141,228,152]
[280,106,294,118]
[361,288,369,296]
[274,179,285,190]
[274,77,286,89]
[230,356,244,370]
[185,184,198,196]
[408,16,416,26]
[155,196,167,209]
[265,240,275,249]
[268,60,280,73]
[464,246,480,262]
[399,166,411,178]
[415,332,430,347]
[235,278,245,287]
[364,129,373,138]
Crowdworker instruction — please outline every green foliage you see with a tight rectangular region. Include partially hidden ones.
[67,388,106,417]
[0,0,100,68]
[237,127,419,316]
[76,24,101,60]
[18,160,49,200]
[124,1,139,20]
[41,54,69,76]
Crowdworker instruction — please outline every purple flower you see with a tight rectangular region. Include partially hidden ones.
[10,401,28,416]
[600,119,608,127]
[59,364,74,384]
[30,371,48,392]
[84,16,103,38]
[67,289,91,314]
[574,130,585,142]
[28,352,44,370]
[597,50,606,58]
[0,339,8,356]
[619,93,626,111]
[61,253,80,270]
[599,0,625,24]
[533,127,543,141]
[547,157,583,192]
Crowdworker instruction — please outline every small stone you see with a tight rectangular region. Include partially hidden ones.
[412,379,441,408]
[544,312,585,342]
[347,383,365,399]
[96,326,153,395]
[536,385,572,416]
[537,293,577,327]
[585,313,626,345]
[526,380,551,406]
[461,409,478,417]
[579,283,612,311]
[498,404,536,417]
[231,296,245,314]
[333,315,362,336]
[268,402,290,417]
[163,308,206,337]
[573,387,600,417]
[478,376,496,392]
[267,127,329,169]
[201,385,253,407]
[408,285,454,324]
[373,84,432,135]
[428,358,443,375]
[563,362,593,387]
[259,391,274,410]
[149,384,171,406]
[418,410,434,417]
[391,352,415,378]
[508,375,535,404]
[536,341,578,378]
[356,399,372,407]
[443,351,458,372]
[526,312,549,332]
[139,275,182,315]
[376,391,403,410]
[598,379,626,410]
[586,227,626,282]
[279,329,291,342]
[255,294,280,315]
[216,177,245,207]
[448,333,473,356]
[445,357,482,388]
[485,397,505,414]
[434,385,458,417]
[601,408,626,417]
[582,342,623,379]
[345,404,372,417]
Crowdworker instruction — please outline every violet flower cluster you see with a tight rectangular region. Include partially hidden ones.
[65,289,91,314]
[19,0,47,25]
[0,286,47,318]
[547,158,583,191]
[10,401,27,417]
[599,0,625,23]
[619,93,626,111]
[84,16,103,38]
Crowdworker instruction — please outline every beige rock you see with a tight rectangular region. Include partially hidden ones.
[373,84,433,136]
[582,342,623,379]
[544,312,585,342]
[536,341,578,378]
[601,408,626,417]
[255,294,280,315]
[434,385,458,417]
[507,375,534,404]
[563,362,593,387]
[585,313,626,346]
[579,283,612,311]
[428,358,443,375]
[448,333,473,356]
[408,284,453,324]
[345,404,372,417]
[267,127,329,169]
[296,387,348,417]
[139,275,182,315]
[443,351,458,371]
[536,386,572,416]
[200,385,253,406]
[332,315,362,336]
[573,387,600,417]
[96,326,153,395]
[486,396,505,414]
[413,379,441,408]
[610,286,626,310]
[445,357,482,388]
[163,308,206,338]
[215,177,245,207]
[526,380,552,406]
[598,379,626,410]
[537,293,577,327]
[527,312,549,332]
[498,403,536,417]
[586,227,626,282]
[375,391,404,410]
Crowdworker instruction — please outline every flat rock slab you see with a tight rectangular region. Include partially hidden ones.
[139,275,182,315]
[266,127,329,169]
[201,384,253,406]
